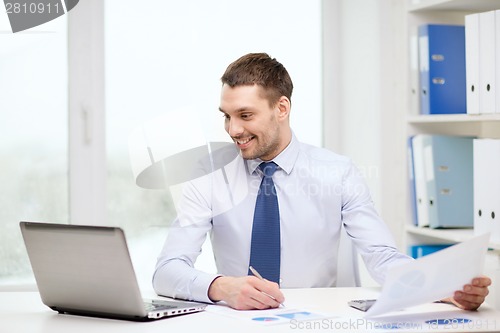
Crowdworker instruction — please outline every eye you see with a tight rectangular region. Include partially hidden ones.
[241,113,252,119]
[222,113,230,120]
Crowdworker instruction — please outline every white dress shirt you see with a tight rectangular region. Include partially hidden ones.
[153,133,412,303]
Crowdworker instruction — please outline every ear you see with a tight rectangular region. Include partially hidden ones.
[276,96,291,122]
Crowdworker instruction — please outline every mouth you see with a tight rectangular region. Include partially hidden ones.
[234,136,255,149]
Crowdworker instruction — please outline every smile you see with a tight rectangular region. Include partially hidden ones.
[235,136,255,148]
[236,137,252,144]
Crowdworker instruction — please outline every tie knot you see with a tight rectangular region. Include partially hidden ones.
[259,162,278,177]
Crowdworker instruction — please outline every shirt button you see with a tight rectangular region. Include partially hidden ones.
[279,278,283,284]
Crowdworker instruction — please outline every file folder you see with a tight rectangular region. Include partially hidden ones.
[409,244,452,259]
[465,13,480,115]
[479,11,496,114]
[407,136,418,226]
[409,26,420,115]
[423,135,474,228]
[418,24,466,114]
[474,139,500,244]
[496,10,500,114]
[411,135,430,227]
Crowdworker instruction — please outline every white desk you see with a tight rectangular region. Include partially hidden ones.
[1,288,499,333]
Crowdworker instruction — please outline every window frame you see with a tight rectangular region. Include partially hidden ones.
[68,0,106,226]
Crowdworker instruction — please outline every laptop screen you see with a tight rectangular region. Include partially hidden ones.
[20,222,147,317]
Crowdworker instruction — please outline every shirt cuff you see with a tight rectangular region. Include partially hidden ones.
[192,273,223,304]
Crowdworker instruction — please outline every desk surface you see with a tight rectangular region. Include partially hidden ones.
[1,288,499,333]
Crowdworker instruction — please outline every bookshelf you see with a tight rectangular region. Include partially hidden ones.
[404,0,500,308]
[405,0,500,246]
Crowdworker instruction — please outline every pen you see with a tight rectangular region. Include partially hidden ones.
[249,266,285,307]
[249,266,264,280]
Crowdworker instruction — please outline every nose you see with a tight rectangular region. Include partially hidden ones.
[226,117,243,137]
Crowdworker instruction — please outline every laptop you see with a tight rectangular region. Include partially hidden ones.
[19,221,207,321]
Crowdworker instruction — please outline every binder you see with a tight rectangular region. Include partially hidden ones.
[411,135,430,227]
[479,11,496,114]
[423,135,474,228]
[465,13,480,115]
[407,136,418,226]
[409,244,452,259]
[474,139,500,244]
[496,10,500,114]
[418,24,466,114]
[409,26,420,115]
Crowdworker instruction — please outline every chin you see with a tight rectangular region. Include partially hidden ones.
[240,151,255,160]
[239,148,261,160]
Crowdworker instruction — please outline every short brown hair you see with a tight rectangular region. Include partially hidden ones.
[221,53,293,107]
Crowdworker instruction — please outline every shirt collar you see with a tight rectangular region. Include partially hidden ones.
[246,132,300,175]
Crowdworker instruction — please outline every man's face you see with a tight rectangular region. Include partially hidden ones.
[219,84,284,161]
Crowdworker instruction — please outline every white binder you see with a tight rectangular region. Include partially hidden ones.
[496,10,500,114]
[466,13,480,115]
[409,25,420,116]
[412,135,430,227]
[474,139,500,244]
[479,11,496,114]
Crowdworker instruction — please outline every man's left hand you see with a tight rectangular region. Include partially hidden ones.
[446,276,492,311]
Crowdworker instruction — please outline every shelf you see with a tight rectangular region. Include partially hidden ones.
[406,114,500,138]
[406,225,500,250]
[407,225,473,242]
[408,113,500,124]
[409,0,500,13]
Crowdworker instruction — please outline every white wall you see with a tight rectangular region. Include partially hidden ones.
[323,0,406,245]
[322,0,407,285]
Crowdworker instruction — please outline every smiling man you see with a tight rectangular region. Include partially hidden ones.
[153,53,490,311]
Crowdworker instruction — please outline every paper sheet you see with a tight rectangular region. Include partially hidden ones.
[365,233,490,317]
[206,304,335,325]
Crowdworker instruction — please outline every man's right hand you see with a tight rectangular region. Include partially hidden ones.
[208,276,285,310]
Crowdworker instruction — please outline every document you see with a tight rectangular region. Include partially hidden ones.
[206,304,334,325]
[365,233,490,317]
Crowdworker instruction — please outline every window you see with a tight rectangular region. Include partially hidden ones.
[0,0,322,288]
[105,0,322,288]
[0,16,68,284]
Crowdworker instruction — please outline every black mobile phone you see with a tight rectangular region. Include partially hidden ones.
[348,299,377,311]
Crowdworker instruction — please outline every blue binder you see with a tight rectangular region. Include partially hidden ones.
[409,244,452,259]
[418,24,466,114]
[424,135,474,228]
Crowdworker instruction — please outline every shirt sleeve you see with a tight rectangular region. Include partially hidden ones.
[340,160,413,284]
[152,221,222,303]
[152,180,221,304]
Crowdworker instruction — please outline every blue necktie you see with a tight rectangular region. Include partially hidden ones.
[248,162,281,284]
